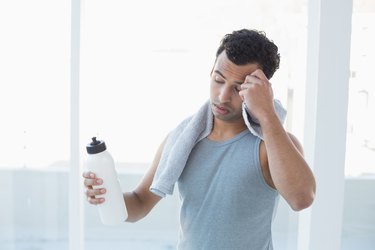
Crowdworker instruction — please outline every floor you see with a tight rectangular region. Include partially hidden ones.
[2,233,374,250]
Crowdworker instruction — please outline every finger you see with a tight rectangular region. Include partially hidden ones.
[244,75,271,89]
[240,82,253,90]
[84,178,103,187]
[82,171,96,179]
[238,90,245,101]
[86,188,106,197]
[87,196,105,205]
[244,75,263,85]
[251,69,268,80]
[88,188,106,197]
[83,178,96,187]
[239,88,252,100]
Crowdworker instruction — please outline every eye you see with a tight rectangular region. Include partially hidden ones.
[214,75,224,83]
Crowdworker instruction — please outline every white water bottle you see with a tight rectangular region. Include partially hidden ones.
[85,137,127,225]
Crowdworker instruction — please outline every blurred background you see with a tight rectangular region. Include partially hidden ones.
[0,0,374,249]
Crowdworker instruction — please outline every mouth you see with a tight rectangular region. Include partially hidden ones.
[213,103,230,115]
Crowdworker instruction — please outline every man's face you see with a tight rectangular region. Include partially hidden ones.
[210,51,259,122]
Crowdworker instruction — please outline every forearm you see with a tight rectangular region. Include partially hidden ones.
[123,189,161,222]
[260,114,316,211]
[123,191,146,222]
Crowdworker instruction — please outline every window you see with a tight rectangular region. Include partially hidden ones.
[79,0,308,165]
[345,1,375,177]
[2,1,373,249]
[80,0,308,248]
[0,1,70,169]
[0,1,71,249]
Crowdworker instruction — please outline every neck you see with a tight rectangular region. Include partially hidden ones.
[208,118,247,141]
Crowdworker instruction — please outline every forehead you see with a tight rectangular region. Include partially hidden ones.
[213,52,259,81]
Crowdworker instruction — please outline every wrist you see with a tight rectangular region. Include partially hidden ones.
[258,112,281,130]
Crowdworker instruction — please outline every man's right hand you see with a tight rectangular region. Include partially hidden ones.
[82,171,106,205]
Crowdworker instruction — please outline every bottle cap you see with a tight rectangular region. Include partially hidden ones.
[86,137,107,154]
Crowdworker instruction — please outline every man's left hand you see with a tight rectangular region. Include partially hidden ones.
[239,69,276,124]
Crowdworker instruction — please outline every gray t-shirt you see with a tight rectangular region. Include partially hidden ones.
[177,130,278,250]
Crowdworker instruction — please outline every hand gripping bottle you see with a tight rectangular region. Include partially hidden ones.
[85,137,127,225]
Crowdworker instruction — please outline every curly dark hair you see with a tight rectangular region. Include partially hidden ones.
[216,29,280,79]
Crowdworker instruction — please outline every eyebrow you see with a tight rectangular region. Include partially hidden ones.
[214,70,243,85]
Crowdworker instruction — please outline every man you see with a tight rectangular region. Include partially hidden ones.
[83,29,316,250]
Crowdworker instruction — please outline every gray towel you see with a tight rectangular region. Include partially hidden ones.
[150,99,286,197]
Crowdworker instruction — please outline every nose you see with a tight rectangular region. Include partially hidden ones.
[218,85,232,103]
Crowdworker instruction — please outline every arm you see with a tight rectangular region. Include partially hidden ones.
[240,69,316,211]
[123,138,166,222]
[83,137,167,222]
[260,116,316,211]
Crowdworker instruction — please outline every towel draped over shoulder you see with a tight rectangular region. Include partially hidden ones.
[150,99,286,197]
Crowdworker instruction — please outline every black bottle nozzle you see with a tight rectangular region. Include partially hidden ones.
[86,137,106,154]
[91,137,100,146]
